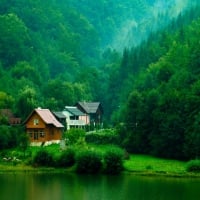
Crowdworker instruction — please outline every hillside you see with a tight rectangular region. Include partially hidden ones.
[0,0,198,122]
[113,5,200,160]
[0,0,192,120]
[69,0,194,50]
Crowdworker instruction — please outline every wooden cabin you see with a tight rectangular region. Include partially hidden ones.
[25,108,64,146]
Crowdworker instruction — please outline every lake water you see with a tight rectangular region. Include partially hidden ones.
[0,173,199,200]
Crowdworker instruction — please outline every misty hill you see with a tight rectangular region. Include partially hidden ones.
[0,0,199,121]
[68,0,197,50]
[106,4,200,159]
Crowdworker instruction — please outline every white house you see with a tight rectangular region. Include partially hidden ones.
[63,106,88,130]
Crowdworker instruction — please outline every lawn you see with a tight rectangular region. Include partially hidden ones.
[124,154,187,174]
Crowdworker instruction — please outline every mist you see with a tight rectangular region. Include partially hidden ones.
[111,0,191,51]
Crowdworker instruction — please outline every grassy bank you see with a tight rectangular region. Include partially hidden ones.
[124,154,186,173]
[123,154,195,177]
[0,144,200,177]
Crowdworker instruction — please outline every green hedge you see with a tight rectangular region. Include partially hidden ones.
[33,149,54,167]
[64,129,85,145]
[186,160,200,172]
[85,129,119,145]
[75,149,102,173]
[57,148,75,167]
[103,147,124,174]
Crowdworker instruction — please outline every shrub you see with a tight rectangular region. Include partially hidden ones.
[186,160,200,172]
[57,148,75,167]
[104,147,123,174]
[33,149,54,167]
[64,129,85,146]
[85,129,119,145]
[76,149,102,173]
[0,126,24,150]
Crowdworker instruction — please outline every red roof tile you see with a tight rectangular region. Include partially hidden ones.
[35,109,64,128]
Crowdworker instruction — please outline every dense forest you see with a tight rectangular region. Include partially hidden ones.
[0,0,200,159]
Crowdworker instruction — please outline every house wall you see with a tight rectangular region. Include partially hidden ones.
[45,125,62,141]
[63,111,89,130]
[26,112,45,129]
[79,115,90,125]
[76,103,103,125]
[96,107,103,124]
[26,112,62,143]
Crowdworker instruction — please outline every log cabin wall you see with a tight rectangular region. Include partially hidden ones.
[26,112,62,143]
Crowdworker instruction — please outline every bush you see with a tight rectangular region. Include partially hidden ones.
[64,129,85,146]
[33,149,54,167]
[0,126,22,150]
[104,147,123,174]
[57,148,75,167]
[76,149,102,173]
[186,160,200,172]
[85,129,119,145]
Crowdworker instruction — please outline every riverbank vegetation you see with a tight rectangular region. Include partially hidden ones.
[0,133,200,177]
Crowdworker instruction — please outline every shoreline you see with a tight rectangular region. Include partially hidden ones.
[0,165,200,178]
[122,170,200,178]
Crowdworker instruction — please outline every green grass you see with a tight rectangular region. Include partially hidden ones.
[87,144,122,153]
[29,144,61,157]
[124,154,187,174]
[1,144,199,177]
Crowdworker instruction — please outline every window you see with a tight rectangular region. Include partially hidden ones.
[33,119,39,125]
[34,130,39,140]
[39,130,45,138]
[28,130,33,138]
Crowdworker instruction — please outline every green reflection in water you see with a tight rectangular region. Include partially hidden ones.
[0,173,199,200]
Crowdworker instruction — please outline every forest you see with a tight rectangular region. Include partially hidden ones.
[0,0,200,160]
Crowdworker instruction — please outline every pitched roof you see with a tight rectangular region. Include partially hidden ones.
[76,102,101,114]
[64,106,85,116]
[35,109,64,128]
[26,108,64,128]
[53,111,66,119]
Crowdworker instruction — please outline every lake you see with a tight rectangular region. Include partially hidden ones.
[0,173,199,200]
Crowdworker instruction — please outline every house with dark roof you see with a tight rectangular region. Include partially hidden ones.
[52,111,67,130]
[25,108,64,146]
[75,102,103,127]
[0,109,21,125]
[63,106,87,130]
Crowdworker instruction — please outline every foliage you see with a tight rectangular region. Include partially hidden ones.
[33,149,54,167]
[75,149,102,174]
[85,129,119,145]
[0,91,14,109]
[115,11,200,160]
[16,86,39,120]
[0,125,19,150]
[103,147,124,174]
[186,160,200,173]
[0,13,30,67]
[57,148,75,168]
[64,129,86,146]
[18,133,30,158]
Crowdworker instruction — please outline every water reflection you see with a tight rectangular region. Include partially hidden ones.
[0,173,199,200]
